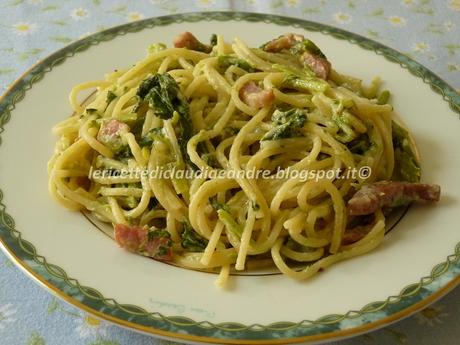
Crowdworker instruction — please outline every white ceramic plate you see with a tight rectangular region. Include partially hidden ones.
[0,12,459,345]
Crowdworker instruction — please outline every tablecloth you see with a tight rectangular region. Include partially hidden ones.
[0,1,459,344]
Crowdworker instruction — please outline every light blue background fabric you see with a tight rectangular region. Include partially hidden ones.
[0,1,459,344]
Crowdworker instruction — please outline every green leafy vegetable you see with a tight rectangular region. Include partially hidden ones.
[209,196,230,212]
[137,73,188,120]
[271,40,330,93]
[113,144,133,159]
[148,197,159,209]
[137,74,193,163]
[392,121,421,182]
[118,196,138,209]
[147,229,172,258]
[210,34,218,46]
[202,153,220,168]
[148,229,171,240]
[273,63,315,79]
[106,90,117,104]
[115,113,137,122]
[181,222,208,252]
[138,127,164,147]
[217,55,256,72]
[347,134,372,155]
[282,75,328,93]
[290,39,327,59]
[85,108,99,115]
[128,116,146,139]
[330,100,357,143]
[377,90,390,105]
[217,209,243,238]
[261,108,307,141]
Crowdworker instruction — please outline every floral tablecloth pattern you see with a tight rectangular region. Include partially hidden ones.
[0,0,459,344]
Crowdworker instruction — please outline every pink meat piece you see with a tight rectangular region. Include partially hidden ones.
[348,181,441,216]
[145,237,173,261]
[239,81,274,108]
[114,224,173,261]
[173,31,211,53]
[263,33,305,52]
[114,224,148,252]
[301,52,331,80]
[342,229,367,245]
[97,119,129,146]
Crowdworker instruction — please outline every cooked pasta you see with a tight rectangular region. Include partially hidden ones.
[48,32,440,287]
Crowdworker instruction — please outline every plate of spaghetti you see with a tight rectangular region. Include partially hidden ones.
[0,12,459,345]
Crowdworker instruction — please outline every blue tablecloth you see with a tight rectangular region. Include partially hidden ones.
[0,1,459,344]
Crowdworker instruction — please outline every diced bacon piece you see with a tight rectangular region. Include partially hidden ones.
[341,229,367,245]
[146,236,173,261]
[301,52,331,80]
[97,119,129,150]
[97,119,129,142]
[114,224,148,252]
[114,225,173,261]
[348,181,441,216]
[263,33,305,52]
[173,31,211,53]
[75,176,91,190]
[239,81,274,108]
